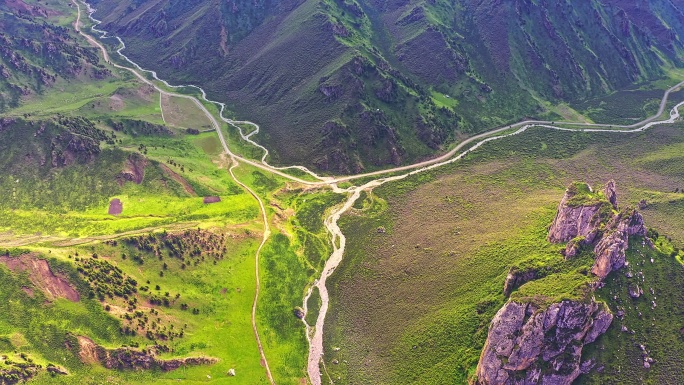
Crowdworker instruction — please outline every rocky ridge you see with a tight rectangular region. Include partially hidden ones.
[476,300,612,385]
[547,181,648,278]
[475,181,651,385]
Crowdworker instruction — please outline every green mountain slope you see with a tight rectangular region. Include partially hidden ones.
[88,0,684,172]
[0,0,109,111]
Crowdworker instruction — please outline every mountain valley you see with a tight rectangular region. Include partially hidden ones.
[0,1,684,385]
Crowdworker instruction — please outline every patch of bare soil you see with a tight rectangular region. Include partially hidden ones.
[160,164,197,196]
[108,198,123,215]
[0,254,80,302]
[203,196,221,204]
[117,154,147,185]
[136,85,157,102]
[108,94,124,111]
[76,336,100,364]
[21,286,34,297]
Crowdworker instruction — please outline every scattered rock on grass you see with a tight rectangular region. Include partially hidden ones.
[203,196,221,204]
[108,198,123,215]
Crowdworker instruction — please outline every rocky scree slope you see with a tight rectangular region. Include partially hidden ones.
[476,181,651,385]
[87,0,684,173]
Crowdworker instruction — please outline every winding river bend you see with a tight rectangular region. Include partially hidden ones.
[72,3,684,383]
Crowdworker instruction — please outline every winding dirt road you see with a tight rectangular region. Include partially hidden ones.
[71,2,684,384]
[72,2,278,383]
[303,97,684,385]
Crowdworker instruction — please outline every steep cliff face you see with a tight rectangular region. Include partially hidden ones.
[476,300,612,385]
[592,209,647,278]
[547,182,609,245]
[476,181,650,385]
[547,181,648,278]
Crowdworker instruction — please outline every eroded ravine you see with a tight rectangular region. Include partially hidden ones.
[71,3,684,384]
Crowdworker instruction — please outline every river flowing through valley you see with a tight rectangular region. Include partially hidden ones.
[72,3,684,383]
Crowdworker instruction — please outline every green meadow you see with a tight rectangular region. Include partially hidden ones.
[3,1,684,385]
[325,122,684,384]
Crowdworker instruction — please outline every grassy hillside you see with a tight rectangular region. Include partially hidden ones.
[578,237,684,385]
[88,0,684,172]
[3,1,684,385]
[0,2,344,384]
[325,122,684,384]
[0,0,110,111]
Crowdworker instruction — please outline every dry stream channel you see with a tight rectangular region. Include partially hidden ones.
[73,2,684,383]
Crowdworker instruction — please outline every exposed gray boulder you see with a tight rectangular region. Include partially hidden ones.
[628,283,643,299]
[603,180,618,210]
[475,300,612,385]
[547,184,604,244]
[592,209,647,279]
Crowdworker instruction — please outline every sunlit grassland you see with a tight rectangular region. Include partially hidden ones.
[0,4,343,383]
[83,235,269,385]
[160,94,213,131]
[325,122,684,384]
[10,70,163,125]
[0,127,259,239]
[1,230,273,384]
[430,90,459,110]
[121,133,242,195]
[226,161,342,383]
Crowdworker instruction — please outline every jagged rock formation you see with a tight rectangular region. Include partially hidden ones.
[77,336,217,372]
[476,300,612,385]
[476,181,650,385]
[603,180,618,210]
[547,182,610,245]
[547,181,647,277]
[0,353,67,383]
[592,209,647,278]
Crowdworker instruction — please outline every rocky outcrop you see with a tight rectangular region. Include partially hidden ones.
[547,181,648,278]
[591,209,647,279]
[478,181,648,385]
[475,300,612,385]
[603,180,618,209]
[118,154,147,185]
[628,283,643,298]
[547,182,606,245]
